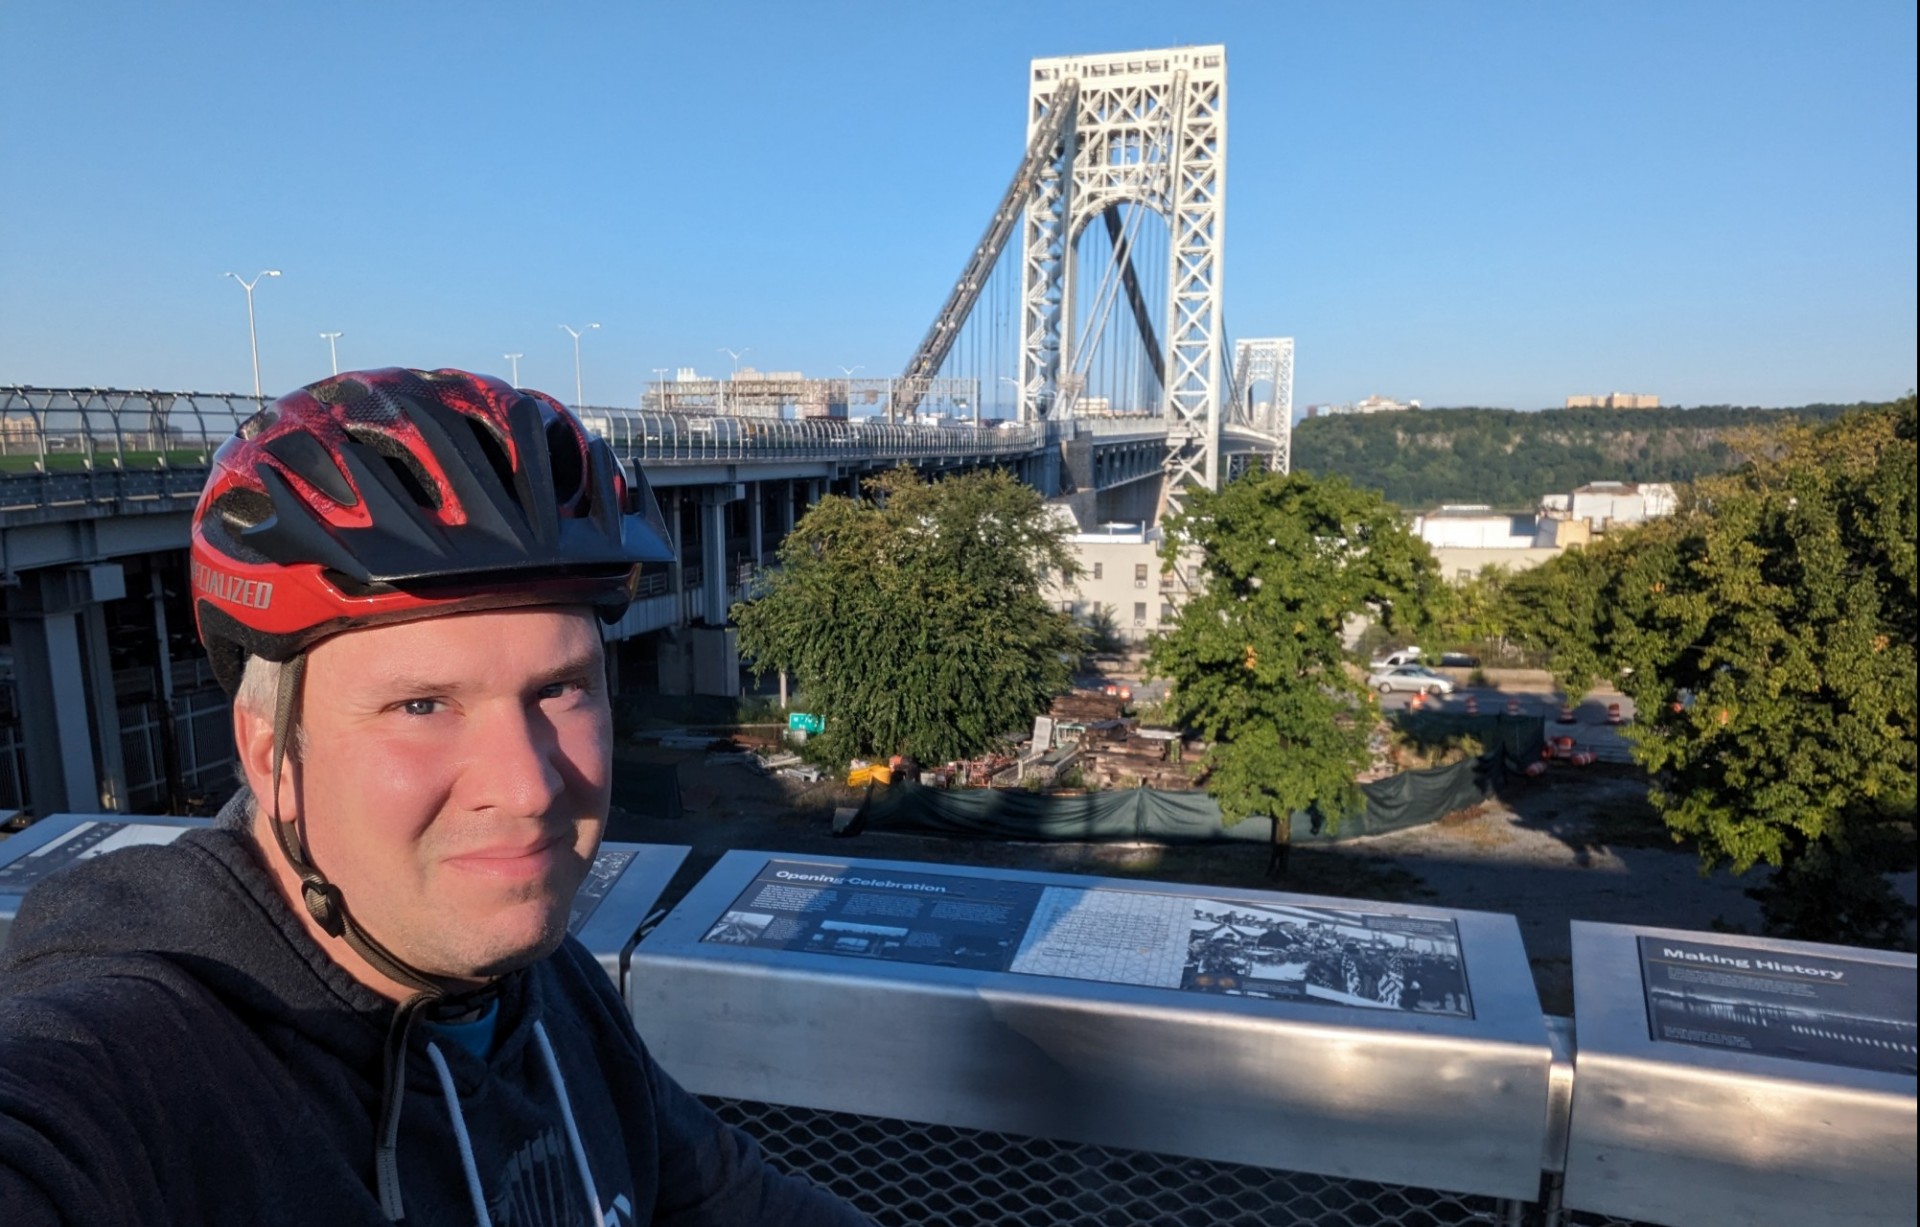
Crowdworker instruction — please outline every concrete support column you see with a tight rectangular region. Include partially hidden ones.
[6,564,128,815]
[701,494,728,627]
[8,612,97,815]
[665,488,685,615]
[779,480,797,538]
[749,481,764,567]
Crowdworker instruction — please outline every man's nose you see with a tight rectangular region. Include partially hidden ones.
[461,704,566,817]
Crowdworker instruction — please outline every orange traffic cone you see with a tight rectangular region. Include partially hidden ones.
[1505,696,1521,717]
[1557,704,1576,724]
[1606,702,1622,725]
[1465,694,1479,716]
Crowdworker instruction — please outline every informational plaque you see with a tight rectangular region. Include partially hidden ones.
[568,847,637,937]
[1638,935,1917,1076]
[0,819,198,892]
[702,859,1473,1017]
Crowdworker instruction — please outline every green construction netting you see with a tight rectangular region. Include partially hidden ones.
[857,714,1545,845]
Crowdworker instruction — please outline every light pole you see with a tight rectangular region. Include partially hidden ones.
[649,367,670,412]
[223,269,281,399]
[717,347,748,415]
[837,364,862,417]
[319,331,342,376]
[1000,374,1023,421]
[560,323,600,409]
[503,352,524,385]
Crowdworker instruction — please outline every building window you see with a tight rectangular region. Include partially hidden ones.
[1092,561,1103,580]
[1135,563,1149,588]
[1133,602,1147,626]
[1160,602,1175,624]
[1061,601,1074,614]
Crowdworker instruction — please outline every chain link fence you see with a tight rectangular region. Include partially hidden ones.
[708,1097,1546,1227]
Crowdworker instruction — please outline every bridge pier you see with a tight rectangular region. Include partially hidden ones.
[6,565,128,814]
[749,481,764,566]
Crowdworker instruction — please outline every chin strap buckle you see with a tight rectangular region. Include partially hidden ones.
[301,878,347,937]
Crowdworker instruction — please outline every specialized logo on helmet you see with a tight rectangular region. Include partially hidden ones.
[192,560,274,610]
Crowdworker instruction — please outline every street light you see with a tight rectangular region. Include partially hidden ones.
[837,365,863,418]
[717,347,749,415]
[1000,374,1023,422]
[223,269,281,399]
[649,367,670,412]
[503,352,524,385]
[319,331,342,376]
[559,323,600,409]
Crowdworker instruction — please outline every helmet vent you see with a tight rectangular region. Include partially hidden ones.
[203,488,276,565]
[465,415,520,505]
[344,426,441,511]
[546,418,586,506]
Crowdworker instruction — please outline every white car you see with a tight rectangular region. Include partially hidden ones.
[1368,664,1454,696]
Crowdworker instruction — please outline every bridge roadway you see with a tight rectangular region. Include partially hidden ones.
[0,387,1224,817]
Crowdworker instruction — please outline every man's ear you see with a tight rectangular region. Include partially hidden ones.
[232,699,293,823]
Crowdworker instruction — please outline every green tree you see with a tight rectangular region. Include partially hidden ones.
[1148,470,1445,873]
[1507,401,1918,946]
[734,466,1081,764]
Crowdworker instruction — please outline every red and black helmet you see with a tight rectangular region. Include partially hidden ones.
[191,367,674,692]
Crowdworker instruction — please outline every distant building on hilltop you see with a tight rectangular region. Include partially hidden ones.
[1566,393,1661,409]
[1317,394,1417,417]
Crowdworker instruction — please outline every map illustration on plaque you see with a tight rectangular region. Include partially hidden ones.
[1638,936,1917,1076]
[701,861,1472,1017]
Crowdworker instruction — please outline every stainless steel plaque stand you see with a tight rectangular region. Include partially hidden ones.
[633,850,1556,1200]
[1563,920,1917,1227]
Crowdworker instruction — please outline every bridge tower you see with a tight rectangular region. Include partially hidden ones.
[1022,46,1228,497]
[1231,336,1294,474]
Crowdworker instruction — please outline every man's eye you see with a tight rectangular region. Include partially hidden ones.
[539,680,583,701]
[400,698,441,717]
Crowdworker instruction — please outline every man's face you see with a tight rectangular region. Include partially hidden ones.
[290,606,611,981]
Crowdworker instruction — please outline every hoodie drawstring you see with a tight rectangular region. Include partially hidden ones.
[426,1040,495,1227]
[424,1020,601,1227]
[532,1020,604,1221]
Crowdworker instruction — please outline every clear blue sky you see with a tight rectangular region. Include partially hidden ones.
[3,1,1914,410]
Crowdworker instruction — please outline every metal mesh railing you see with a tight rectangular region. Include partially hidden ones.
[706,1097,1524,1227]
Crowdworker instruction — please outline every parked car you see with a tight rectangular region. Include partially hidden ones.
[1438,651,1482,669]
[1368,648,1424,669]
[1368,664,1455,695]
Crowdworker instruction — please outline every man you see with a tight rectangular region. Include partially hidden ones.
[0,369,870,1225]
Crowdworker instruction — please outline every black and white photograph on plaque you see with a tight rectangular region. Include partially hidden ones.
[1182,899,1472,1016]
[1638,936,1917,1076]
[704,910,777,945]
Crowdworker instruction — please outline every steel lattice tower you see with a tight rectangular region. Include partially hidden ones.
[1231,336,1294,473]
[1021,46,1228,496]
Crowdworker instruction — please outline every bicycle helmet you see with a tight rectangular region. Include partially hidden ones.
[191,366,673,693]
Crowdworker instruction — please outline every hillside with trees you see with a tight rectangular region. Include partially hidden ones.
[1292,403,1869,510]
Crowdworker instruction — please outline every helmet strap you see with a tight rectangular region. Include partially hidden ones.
[264,650,457,1220]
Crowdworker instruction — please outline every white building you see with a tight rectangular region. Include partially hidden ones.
[1413,505,1569,580]
[1569,481,1677,532]
[1043,519,1191,644]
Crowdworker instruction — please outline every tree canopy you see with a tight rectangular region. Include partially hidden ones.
[1148,470,1445,863]
[734,466,1081,765]
[1505,400,1917,945]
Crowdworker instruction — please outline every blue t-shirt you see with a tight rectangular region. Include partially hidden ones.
[424,999,500,1060]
